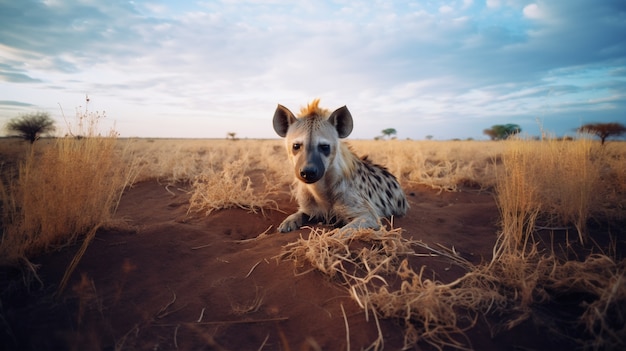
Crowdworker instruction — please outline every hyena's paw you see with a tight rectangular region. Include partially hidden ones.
[332,216,381,238]
[278,212,304,233]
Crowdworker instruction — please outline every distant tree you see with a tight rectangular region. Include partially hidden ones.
[226,132,237,140]
[381,128,397,139]
[577,122,626,145]
[425,135,433,140]
[483,128,497,140]
[5,112,56,143]
[483,124,521,140]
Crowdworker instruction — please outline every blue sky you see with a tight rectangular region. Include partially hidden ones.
[1,0,625,140]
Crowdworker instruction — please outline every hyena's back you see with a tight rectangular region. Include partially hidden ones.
[351,155,408,218]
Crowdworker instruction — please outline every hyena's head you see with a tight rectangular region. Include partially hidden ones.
[273,99,353,184]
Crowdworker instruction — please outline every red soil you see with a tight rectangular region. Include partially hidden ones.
[0,180,587,350]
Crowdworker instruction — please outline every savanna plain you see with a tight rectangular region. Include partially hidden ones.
[1,127,625,350]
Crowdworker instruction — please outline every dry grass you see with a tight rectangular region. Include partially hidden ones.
[496,135,608,247]
[187,158,280,217]
[230,285,265,316]
[126,139,290,185]
[279,226,412,351]
[280,227,625,350]
[466,250,626,350]
[280,226,487,350]
[483,136,626,350]
[0,108,137,268]
[351,140,503,191]
[121,139,502,193]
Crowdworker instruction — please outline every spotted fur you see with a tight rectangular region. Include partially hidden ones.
[273,99,408,234]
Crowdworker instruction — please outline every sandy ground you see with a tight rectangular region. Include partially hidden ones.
[0,180,590,350]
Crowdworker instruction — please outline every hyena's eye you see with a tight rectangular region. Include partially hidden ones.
[292,143,301,151]
[318,144,331,155]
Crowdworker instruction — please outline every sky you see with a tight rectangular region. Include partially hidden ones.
[0,0,625,140]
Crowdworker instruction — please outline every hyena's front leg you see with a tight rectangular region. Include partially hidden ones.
[332,202,381,237]
[334,215,381,238]
[278,211,307,233]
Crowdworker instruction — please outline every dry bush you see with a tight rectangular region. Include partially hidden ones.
[187,158,280,216]
[0,109,137,267]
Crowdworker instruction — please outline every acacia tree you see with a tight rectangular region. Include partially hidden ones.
[577,122,626,145]
[381,128,397,139]
[483,124,521,140]
[5,112,56,143]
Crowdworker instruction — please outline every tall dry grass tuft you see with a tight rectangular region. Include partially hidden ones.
[0,106,137,272]
[494,142,542,255]
[487,135,625,349]
[496,136,603,247]
[599,142,626,221]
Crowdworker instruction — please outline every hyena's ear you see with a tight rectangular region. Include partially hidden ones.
[273,104,297,138]
[328,106,353,138]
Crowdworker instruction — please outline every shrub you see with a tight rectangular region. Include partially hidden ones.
[5,112,56,143]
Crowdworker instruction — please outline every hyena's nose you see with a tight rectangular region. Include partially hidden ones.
[300,166,321,183]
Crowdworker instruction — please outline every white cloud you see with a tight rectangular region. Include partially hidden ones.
[486,0,501,9]
[439,5,454,14]
[523,3,542,19]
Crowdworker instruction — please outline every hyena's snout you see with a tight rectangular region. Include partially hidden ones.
[299,164,322,183]
[296,153,325,184]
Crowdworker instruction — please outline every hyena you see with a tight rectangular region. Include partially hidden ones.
[272,99,408,234]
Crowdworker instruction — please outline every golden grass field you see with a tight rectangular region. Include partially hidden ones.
[1,125,625,350]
